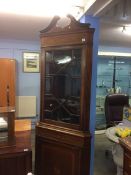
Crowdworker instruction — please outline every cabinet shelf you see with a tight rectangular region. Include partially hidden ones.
[46,74,80,78]
[96,85,107,88]
[97,74,112,76]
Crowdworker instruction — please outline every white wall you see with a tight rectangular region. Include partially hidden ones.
[99,45,131,53]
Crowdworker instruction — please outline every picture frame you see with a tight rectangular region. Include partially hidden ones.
[23,52,40,73]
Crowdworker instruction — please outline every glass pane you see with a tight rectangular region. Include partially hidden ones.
[0,115,8,143]
[45,51,54,74]
[45,76,53,94]
[44,49,81,125]
[71,79,81,96]
[96,55,131,130]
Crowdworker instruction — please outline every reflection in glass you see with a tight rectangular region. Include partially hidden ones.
[0,116,8,143]
[44,49,81,124]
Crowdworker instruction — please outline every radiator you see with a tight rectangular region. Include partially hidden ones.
[16,96,36,118]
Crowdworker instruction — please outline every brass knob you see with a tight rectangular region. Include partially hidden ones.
[82,38,86,42]
[49,104,53,107]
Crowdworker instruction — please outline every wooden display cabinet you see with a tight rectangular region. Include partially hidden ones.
[35,15,94,175]
[0,106,15,146]
[0,58,16,146]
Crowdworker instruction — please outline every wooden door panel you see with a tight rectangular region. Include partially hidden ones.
[0,151,32,175]
[0,59,9,107]
[8,59,16,107]
[36,138,80,175]
[0,59,16,107]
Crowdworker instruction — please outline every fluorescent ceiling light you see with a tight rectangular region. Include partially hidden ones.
[0,0,85,18]
[122,26,131,35]
[98,51,131,57]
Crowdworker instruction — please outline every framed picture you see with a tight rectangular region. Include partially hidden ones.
[23,52,40,73]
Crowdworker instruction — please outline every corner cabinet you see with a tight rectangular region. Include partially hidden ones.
[35,15,94,175]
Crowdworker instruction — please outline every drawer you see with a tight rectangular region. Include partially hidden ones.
[124,153,131,174]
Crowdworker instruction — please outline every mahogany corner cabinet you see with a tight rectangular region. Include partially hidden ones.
[35,15,95,175]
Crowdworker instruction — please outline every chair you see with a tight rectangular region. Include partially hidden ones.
[104,93,129,158]
[105,93,129,128]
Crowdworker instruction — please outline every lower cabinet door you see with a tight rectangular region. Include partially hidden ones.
[35,136,91,175]
[0,150,32,175]
[36,139,80,175]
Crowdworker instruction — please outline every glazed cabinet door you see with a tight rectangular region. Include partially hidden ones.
[41,48,81,126]
[41,44,91,130]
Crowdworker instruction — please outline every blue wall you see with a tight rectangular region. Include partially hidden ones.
[0,39,41,118]
[80,15,100,175]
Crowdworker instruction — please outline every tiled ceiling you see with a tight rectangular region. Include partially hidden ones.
[99,0,131,47]
[86,0,131,47]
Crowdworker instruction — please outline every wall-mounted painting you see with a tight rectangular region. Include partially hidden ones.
[23,52,40,73]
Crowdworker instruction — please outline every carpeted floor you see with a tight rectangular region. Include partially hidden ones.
[94,133,117,175]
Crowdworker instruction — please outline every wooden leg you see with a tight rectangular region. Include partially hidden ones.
[8,112,15,144]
